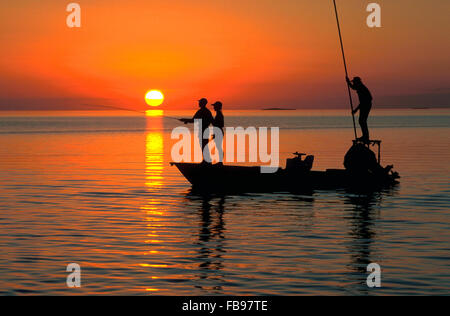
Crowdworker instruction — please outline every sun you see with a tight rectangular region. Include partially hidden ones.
[145,90,164,107]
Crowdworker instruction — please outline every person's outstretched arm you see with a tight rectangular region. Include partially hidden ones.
[346,77,356,90]
[180,111,200,124]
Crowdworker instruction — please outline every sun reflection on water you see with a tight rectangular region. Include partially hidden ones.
[145,109,164,117]
[144,132,164,188]
[140,115,167,293]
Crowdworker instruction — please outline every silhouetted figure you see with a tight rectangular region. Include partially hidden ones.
[212,101,224,165]
[346,76,373,142]
[180,98,214,162]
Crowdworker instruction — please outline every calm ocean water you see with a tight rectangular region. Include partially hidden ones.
[0,109,449,295]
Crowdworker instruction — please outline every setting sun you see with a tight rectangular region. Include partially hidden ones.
[145,90,164,107]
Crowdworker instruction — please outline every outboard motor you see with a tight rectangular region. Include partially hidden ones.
[286,152,315,172]
[344,142,399,180]
[344,143,379,173]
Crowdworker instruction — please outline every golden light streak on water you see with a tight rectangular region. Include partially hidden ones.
[139,116,169,290]
[145,109,164,117]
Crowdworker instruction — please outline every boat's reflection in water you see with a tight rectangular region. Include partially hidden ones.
[186,194,227,294]
[184,186,398,295]
[184,189,316,294]
[343,187,398,294]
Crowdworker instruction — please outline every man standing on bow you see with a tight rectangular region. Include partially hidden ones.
[180,98,214,162]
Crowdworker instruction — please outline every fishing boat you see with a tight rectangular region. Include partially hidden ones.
[172,1,401,193]
[171,140,400,193]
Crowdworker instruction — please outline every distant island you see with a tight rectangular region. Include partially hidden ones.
[262,108,296,111]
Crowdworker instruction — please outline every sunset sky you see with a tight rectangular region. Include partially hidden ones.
[0,0,449,110]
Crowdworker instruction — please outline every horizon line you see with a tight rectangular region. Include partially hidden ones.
[1,105,450,112]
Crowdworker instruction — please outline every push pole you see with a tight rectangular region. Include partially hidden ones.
[333,0,358,140]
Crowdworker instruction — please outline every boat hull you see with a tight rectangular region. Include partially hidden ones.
[171,163,399,193]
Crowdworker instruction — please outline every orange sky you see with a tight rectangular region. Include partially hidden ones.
[0,0,449,110]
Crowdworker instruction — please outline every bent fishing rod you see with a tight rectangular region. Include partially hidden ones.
[333,0,358,140]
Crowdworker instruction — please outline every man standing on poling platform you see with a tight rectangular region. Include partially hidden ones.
[346,76,373,143]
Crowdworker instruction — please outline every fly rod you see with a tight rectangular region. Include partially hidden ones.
[80,103,182,121]
[333,0,358,140]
